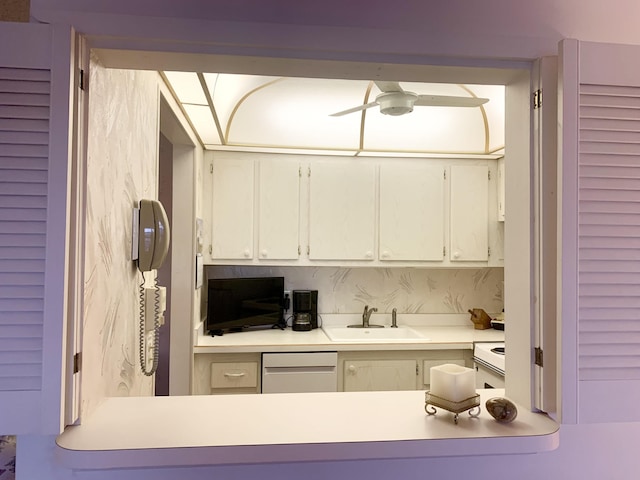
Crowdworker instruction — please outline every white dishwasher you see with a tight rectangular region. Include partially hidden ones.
[261,352,338,393]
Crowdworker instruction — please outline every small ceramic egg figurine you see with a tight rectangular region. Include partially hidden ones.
[486,397,518,423]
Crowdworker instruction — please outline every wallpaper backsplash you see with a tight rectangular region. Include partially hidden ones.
[82,55,159,417]
[206,266,504,316]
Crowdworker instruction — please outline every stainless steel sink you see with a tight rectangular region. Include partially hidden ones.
[322,326,428,342]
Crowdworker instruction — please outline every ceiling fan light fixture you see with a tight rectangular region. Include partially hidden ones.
[377,91,417,116]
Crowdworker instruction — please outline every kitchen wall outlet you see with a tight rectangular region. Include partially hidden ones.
[284,290,291,311]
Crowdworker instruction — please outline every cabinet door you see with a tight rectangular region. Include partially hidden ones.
[309,162,375,260]
[379,163,444,261]
[450,165,489,261]
[258,161,300,260]
[343,360,417,392]
[211,157,254,259]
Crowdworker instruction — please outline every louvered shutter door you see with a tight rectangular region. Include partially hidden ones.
[0,23,70,434]
[579,83,640,382]
[566,40,640,423]
[0,66,49,394]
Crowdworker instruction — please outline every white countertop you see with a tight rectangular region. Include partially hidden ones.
[194,324,505,353]
[56,389,558,470]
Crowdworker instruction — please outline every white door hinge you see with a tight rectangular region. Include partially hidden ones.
[209,163,213,174]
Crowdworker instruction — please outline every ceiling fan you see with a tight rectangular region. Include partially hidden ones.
[329,81,489,117]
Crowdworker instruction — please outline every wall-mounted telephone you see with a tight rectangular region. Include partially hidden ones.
[136,199,170,272]
[133,199,171,376]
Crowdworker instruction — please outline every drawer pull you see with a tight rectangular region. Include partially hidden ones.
[224,372,246,378]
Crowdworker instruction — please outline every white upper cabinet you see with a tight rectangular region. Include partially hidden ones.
[379,163,445,261]
[205,152,501,266]
[258,160,300,260]
[211,156,254,259]
[450,165,489,262]
[309,161,376,260]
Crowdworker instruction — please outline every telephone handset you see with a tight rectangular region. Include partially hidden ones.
[137,199,170,272]
[134,199,170,376]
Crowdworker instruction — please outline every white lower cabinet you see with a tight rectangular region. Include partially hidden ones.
[194,350,472,395]
[344,360,417,392]
[338,350,472,392]
[193,353,261,395]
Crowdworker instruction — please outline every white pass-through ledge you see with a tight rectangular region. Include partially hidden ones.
[56,389,558,470]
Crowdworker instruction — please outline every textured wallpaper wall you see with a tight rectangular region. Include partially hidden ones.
[206,266,504,317]
[82,55,159,417]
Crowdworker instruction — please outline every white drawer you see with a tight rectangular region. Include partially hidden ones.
[210,362,258,389]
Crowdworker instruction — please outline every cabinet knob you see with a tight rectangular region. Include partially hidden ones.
[260,249,268,258]
[243,249,251,258]
[365,251,373,259]
[453,251,461,259]
[348,364,356,373]
[381,251,390,259]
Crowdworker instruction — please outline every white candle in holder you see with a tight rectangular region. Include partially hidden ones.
[430,364,476,402]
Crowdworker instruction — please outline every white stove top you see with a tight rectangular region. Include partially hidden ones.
[473,342,505,373]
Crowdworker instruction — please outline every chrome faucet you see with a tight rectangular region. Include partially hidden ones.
[391,308,398,328]
[347,305,383,328]
[362,305,379,328]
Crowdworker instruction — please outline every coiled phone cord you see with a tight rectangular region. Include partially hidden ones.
[139,272,161,376]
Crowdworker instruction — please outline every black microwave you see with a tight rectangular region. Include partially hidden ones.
[206,276,285,336]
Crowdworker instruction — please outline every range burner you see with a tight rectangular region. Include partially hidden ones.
[491,347,505,355]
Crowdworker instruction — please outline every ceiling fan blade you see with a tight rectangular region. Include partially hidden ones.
[329,101,379,117]
[374,81,404,93]
[415,95,489,107]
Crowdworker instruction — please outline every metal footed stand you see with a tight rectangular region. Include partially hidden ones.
[424,391,481,424]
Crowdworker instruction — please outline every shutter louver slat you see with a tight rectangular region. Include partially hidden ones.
[0,118,49,133]
[0,156,47,170]
[0,273,44,285]
[0,79,50,95]
[0,67,50,82]
[0,67,48,393]
[0,234,46,247]
[0,105,49,120]
[0,131,49,145]
[579,83,640,381]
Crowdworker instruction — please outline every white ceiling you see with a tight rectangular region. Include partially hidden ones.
[163,72,505,158]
